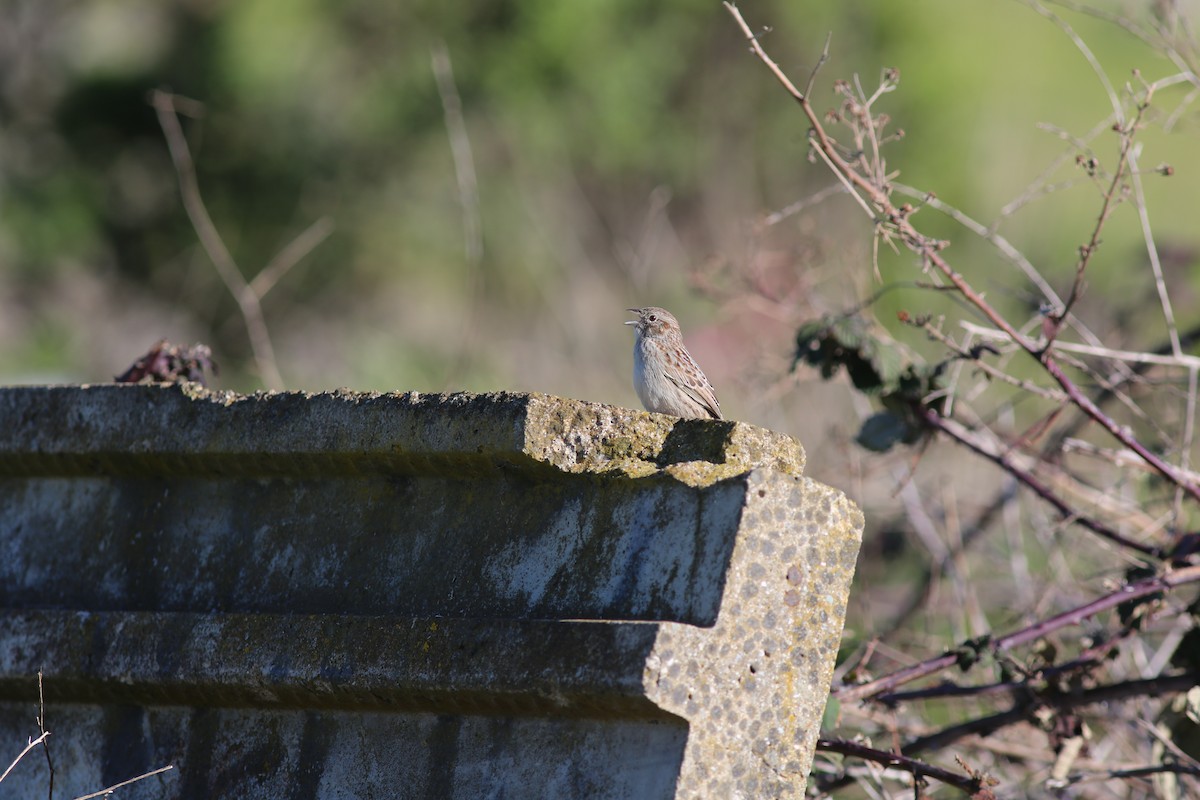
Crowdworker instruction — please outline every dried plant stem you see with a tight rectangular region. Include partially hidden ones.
[816,737,994,796]
[0,732,50,784]
[917,320,1067,402]
[824,672,1200,795]
[152,90,333,391]
[431,40,482,268]
[430,40,487,390]
[905,671,1200,755]
[36,671,52,799]
[250,216,334,299]
[758,182,845,229]
[723,3,1200,505]
[836,562,1200,702]
[959,324,1200,370]
[152,90,284,390]
[919,409,1160,556]
[71,765,174,800]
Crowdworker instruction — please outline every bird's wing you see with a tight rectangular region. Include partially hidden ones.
[666,370,723,420]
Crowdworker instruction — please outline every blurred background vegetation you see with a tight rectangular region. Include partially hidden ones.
[6,1,1194,418]
[7,0,1200,792]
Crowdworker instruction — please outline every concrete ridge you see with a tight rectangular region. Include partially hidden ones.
[0,609,670,720]
[0,384,804,483]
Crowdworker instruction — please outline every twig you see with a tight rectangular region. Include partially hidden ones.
[836,563,1200,702]
[1047,0,1200,87]
[1140,716,1200,780]
[875,483,1015,643]
[905,670,1200,756]
[153,89,337,389]
[892,176,1128,361]
[1036,1,1149,334]
[1038,353,1199,498]
[816,737,995,796]
[890,183,1062,321]
[1056,761,1200,787]
[37,671,52,800]
[1037,319,1200,460]
[430,40,486,389]
[915,319,1068,402]
[804,32,833,98]
[71,765,174,800]
[725,4,807,101]
[918,408,1161,556]
[1178,366,1199,528]
[0,732,50,784]
[151,90,285,391]
[808,128,876,219]
[1063,437,1200,485]
[876,624,1137,705]
[959,324,1200,370]
[1163,85,1200,132]
[249,216,335,298]
[431,40,482,267]
[997,115,1115,221]
[1128,140,1182,357]
[758,182,845,229]
[724,4,1200,502]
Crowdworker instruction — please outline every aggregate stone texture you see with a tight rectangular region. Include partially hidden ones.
[0,384,862,799]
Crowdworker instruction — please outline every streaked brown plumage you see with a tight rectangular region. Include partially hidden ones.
[626,307,722,420]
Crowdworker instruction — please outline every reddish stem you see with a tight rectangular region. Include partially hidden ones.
[836,563,1200,702]
[816,738,994,796]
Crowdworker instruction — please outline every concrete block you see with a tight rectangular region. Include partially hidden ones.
[0,384,862,798]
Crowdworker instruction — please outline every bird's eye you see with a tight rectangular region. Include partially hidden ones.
[648,314,657,322]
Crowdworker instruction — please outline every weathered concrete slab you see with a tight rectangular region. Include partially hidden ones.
[0,383,805,478]
[0,384,862,799]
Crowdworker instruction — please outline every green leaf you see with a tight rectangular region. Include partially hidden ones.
[856,412,910,452]
[794,312,944,451]
[821,695,842,730]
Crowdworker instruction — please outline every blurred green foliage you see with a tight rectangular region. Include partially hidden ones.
[0,0,1196,394]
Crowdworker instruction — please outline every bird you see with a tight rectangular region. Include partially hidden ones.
[626,306,722,420]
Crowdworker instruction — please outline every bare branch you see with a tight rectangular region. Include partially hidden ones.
[431,39,482,267]
[1047,0,1200,86]
[151,90,285,391]
[71,765,174,800]
[918,408,1161,556]
[1055,761,1200,788]
[0,732,50,785]
[36,671,52,800]
[250,216,335,299]
[431,40,486,390]
[804,32,833,98]
[816,737,996,796]
[758,182,845,229]
[960,324,1200,370]
[725,5,1200,502]
[905,671,1200,755]
[837,563,1200,702]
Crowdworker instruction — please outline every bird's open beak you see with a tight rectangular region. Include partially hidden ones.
[625,308,641,326]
